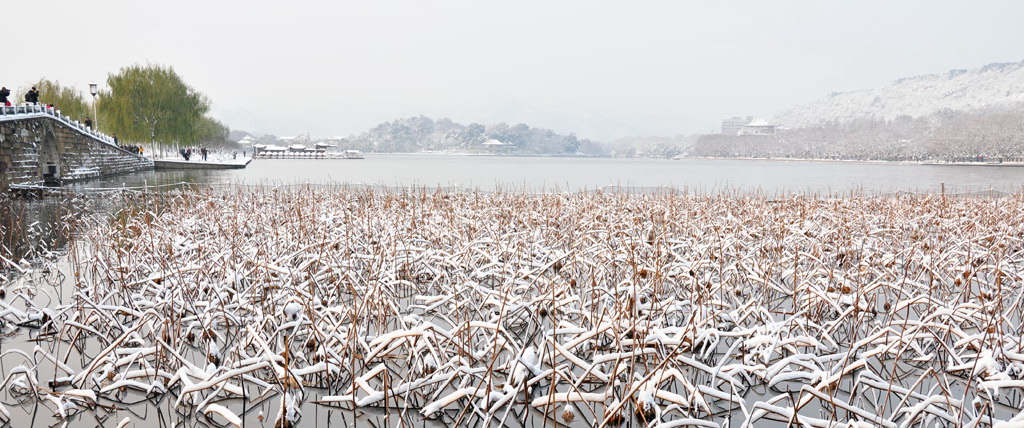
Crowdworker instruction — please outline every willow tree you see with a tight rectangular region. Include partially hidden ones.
[16,79,91,123]
[192,116,232,148]
[100,64,211,150]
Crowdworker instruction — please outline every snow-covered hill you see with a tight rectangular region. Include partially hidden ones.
[774,60,1024,128]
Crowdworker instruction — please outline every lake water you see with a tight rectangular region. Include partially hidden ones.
[71,155,1024,194]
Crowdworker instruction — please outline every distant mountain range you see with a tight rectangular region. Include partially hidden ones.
[774,60,1024,128]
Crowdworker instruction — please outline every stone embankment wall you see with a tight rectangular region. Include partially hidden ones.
[1,115,153,191]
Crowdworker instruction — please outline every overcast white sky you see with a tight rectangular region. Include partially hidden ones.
[6,1,1023,140]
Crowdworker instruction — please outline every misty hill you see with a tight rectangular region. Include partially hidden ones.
[437,99,647,142]
[686,60,1024,162]
[774,60,1024,128]
[343,116,604,155]
[693,107,1024,161]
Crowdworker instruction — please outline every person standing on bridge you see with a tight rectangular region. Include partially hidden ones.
[84,117,93,129]
[25,87,40,104]
[0,87,10,106]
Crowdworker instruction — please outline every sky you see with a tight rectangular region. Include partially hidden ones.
[6,1,1024,141]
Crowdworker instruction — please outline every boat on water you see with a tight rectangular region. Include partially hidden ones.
[343,150,364,159]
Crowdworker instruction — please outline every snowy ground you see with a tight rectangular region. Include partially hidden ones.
[151,154,252,167]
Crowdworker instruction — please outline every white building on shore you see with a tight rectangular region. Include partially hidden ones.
[238,135,257,148]
[738,119,776,135]
[722,116,777,136]
[722,116,753,135]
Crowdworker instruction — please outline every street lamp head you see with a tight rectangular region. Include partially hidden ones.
[89,83,98,96]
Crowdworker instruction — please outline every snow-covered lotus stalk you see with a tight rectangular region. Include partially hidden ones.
[0,187,1021,426]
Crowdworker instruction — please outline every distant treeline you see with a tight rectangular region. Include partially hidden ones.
[239,106,1024,162]
[691,107,1024,162]
[339,116,604,155]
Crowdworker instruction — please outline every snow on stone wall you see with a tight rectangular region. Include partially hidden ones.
[1,116,153,190]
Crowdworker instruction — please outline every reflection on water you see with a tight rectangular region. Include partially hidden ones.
[2,169,216,268]
[0,197,74,267]
[66,168,224,191]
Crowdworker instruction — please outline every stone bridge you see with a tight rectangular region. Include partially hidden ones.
[1,104,153,192]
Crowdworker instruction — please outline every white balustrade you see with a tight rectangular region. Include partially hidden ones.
[0,103,121,148]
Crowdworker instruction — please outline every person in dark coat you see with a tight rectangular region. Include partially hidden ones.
[26,87,40,104]
[0,87,10,106]
[84,117,93,129]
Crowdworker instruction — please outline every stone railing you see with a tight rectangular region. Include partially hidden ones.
[0,103,117,146]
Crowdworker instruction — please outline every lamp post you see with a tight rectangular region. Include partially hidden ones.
[88,83,98,130]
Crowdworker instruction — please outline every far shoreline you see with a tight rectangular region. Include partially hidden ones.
[343,151,1024,167]
[680,156,1024,167]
